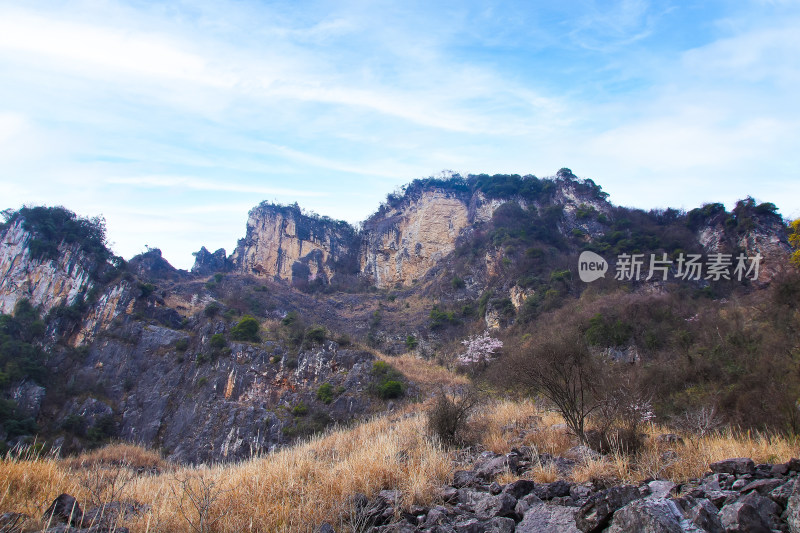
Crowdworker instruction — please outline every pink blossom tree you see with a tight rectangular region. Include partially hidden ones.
[457,331,503,374]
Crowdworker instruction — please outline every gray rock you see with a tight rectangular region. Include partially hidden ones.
[441,487,460,503]
[316,524,335,533]
[647,480,677,499]
[517,503,580,533]
[740,478,782,495]
[709,458,755,476]
[606,498,702,533]
[474,493,517,520]
[454,470,480,488]
[423,506,450,527]
[575,485,642,532]
[533,480,572,501]
[772,463,790,476]
[685,498,724,533]
[563,446,601,463]
[731,478,747,490]
[486,517,516,533]
[476,455,519,480]
[42,494,83,526]
[454,518,481,533]
[787,478,800,532]
[699,474,722,493]
[719,500,771,532]
[570,484,593,504]
[515,493,545,517]
[769,480,794,507]
[502,479,536,499]
[738,491,781,530]
[704,490,738,509]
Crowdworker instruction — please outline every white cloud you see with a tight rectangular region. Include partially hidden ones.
[106,175,328,197]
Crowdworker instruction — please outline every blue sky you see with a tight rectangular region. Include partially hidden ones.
[1,0,798,269]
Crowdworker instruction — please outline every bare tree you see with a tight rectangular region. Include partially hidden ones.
[80,461,136,508]
[170,470,230,533]
[508,333,602,445]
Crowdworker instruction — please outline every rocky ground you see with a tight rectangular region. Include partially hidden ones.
[338,452,800,533]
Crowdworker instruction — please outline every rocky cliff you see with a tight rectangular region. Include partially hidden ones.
[228,203,358,286]
[0,219,94,316]
[221,172,619,289]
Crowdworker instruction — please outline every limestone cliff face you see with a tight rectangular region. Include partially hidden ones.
[0,220,93,315]
[230,204,358,284]
[698,216,791,283]
[360,189,474,288]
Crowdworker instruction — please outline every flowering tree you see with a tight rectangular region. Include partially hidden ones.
[457,331,503,373]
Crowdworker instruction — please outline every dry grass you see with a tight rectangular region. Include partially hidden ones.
[65,442,166,471]
[1,412,450,533]
[476,402,800,487]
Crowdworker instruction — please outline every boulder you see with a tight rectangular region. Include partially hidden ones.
[740,478,782,495]
[515,493,545,517]
[473,493,517,520]
[453,470,480,488]
[709,458,755,476]
[738,491,781,529]
[684,498,724,533]
[769,480,794,507]
[475,455,519,480]
[719,498,772,533]
[533,480,572,501]
[787,478,800,531]
[647,480,677,499]
[42,494,83,526]
[517,503,580,533]
[606,498,702,533]
[575,485,642,532]
[502,479,536,499]
[486,517,516,533]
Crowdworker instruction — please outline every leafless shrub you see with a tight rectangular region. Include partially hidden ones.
[80,461,136,508]
[170,470,230,533]
[677,405,723,442]
[426,386,485,447]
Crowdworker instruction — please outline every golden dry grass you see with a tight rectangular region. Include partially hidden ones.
[372,352,469,394]
[64,442,167,471]
[1,412,450,533]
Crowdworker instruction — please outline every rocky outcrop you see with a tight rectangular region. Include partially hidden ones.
[192,246,230,275]
[360,188,473,288]
[0,220,94,315]
[56,317,383,462]
[230,203,358,285]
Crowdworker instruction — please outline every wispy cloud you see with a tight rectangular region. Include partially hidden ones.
[106,175,328,197]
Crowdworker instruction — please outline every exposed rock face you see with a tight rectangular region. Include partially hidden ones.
[191,246,230,275]
[68,320,380,463]
[72,282,136,346]
[0,220,93,315]
[230,203,358,285]
[360,189,472,288]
